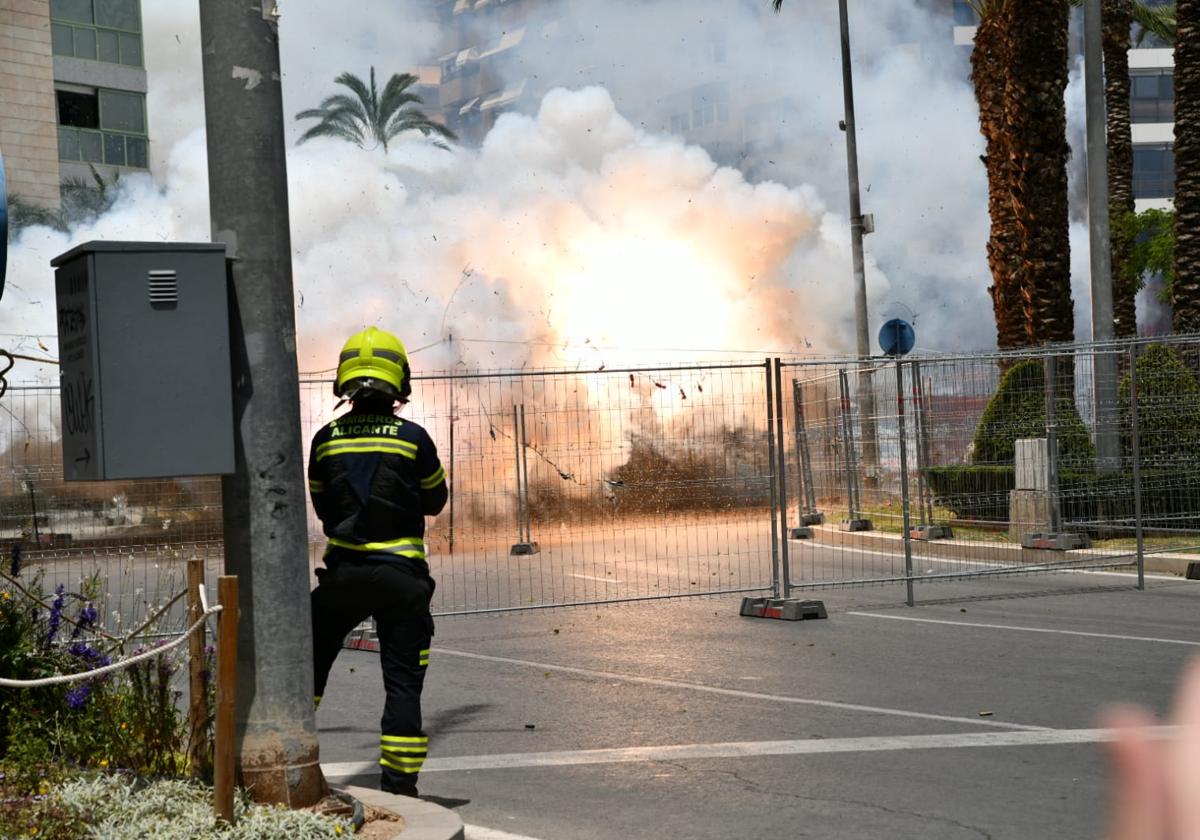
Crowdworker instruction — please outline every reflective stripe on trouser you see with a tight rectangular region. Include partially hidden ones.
[380,734,428,774]
[310,558,435,794]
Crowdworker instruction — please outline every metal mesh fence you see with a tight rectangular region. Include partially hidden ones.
[299,362,778,615]
[6,336,1198,627]
[778,337,1200,601]
[0,384,223,642]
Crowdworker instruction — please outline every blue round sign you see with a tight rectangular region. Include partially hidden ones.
[879,318,915,356]
[0,147,6,300]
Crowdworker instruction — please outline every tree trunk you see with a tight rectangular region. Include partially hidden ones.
[973,4,1026,352]
[1006,0,1076,346]
[1175,0,1200,332]
[1104,0,1138,337]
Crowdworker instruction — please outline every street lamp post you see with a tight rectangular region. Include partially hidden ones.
[1083,0,1120,474]
[836,0,879,474]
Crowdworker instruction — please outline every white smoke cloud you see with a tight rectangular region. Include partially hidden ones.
[3,0,1105,385]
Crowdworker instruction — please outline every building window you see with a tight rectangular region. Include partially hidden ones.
[56,87,148,168]
[1131,69,1174,123]
[670,113,689,133]
[1132,144,1174,199]
[50,0,143,67]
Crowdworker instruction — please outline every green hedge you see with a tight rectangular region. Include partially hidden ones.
[926,465,1200,529]
[971,359,1094,467]
[1118,343,1200,463]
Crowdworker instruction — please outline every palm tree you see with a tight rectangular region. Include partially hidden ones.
[1107,0,1142,336]
[970,2,1026,352]
[1005,1,1076,346]
[1175,0,1200,331]
[1102,1,1177,336]
[295,67,455,152]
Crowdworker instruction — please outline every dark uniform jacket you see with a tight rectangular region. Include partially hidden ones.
[308,407,448,573]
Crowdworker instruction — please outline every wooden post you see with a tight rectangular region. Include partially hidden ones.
[214,575,239,825]
[186,558,208,778]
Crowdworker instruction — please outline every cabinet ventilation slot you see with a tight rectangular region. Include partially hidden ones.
[148,270,178,305]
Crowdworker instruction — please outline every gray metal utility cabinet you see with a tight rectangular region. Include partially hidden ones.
[52,241,234,481]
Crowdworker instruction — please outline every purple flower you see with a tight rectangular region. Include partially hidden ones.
[71,603,98,639]
[68,642,110,668]
[9,543,20,577]
[65,684,91,710]
[47,584,65,643]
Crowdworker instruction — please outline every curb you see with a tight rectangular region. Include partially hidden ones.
[797,524,1193,577]
[337,785,465,840]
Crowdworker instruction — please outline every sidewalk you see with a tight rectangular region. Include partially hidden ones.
[337,786,464,840]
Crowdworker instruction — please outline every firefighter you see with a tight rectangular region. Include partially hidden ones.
[309,327,448,798]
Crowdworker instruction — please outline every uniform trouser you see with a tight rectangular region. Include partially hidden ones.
[311,557,435,795]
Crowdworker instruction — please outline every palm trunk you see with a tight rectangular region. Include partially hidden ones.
[1104,0,1138,337]
[1007,0,1075,346]
[973,4,1026,352]
[1174,0,1200,332]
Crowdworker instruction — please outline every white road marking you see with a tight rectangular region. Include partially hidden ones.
[436,648,1048,731]
[792,543,1185,581]
[848,611,1200,646]
[321,726,1178,779]
[568,573,621,584]
[465,826,547,840]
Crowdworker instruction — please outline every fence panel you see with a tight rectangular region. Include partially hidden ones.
[0,384,223,643]
[301,362,778,615]
[1121,340,1200,571]
[777,338,1200,602]
[12,336,1195,625]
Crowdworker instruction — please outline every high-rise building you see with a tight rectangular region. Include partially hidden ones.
[417,0,1176,210]
[412,0,803,171]
[413,0,567,145]
[1,0,149,210]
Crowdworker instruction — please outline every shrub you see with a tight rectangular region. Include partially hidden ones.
[1118,343,1200,465]
[0,560,192,789]
[923,465,1014,522]
[0,774,353,839]
[926,465,1200,530]
[971,359,1094,467]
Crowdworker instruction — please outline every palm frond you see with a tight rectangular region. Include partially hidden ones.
[6,195,67,234]
[296,116,366,148]
[381,90,424,117]
[314,93,372,119]
[380,72,420,101]
[964,0,1007,18]
[385,112,457,146]
[771,0,782,11]
[1133,3,1175,46]
[296,66,452,152]
[332,71,376,116]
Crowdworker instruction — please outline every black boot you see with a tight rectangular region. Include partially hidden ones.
[381,769,419,798]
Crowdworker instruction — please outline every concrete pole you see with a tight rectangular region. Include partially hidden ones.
[199,1,325,806]
[837,0,878,475]
[1084,0,1121,473]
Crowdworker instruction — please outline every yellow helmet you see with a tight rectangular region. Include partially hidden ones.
[334,327,411,400]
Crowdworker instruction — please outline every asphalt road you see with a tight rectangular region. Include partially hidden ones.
[318,566,1200,840]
